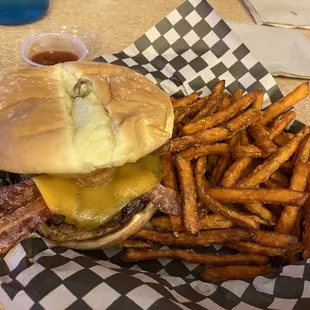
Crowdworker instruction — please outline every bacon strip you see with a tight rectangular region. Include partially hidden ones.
[0,198,51,253]
[142,184,214,217]
[0,179,41,217]
[0,181,184,253]
[141,183,182,216]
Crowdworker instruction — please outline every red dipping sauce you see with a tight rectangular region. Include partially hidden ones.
[31,50,79,66]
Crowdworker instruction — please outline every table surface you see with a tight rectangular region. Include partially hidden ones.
[0,0,309,307]
[0,0,310,124]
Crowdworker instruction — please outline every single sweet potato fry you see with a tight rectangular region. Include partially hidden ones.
[260,82,309,126]
[204,187,308,206]
[122,249,269,266]
[237,127,310,188]
[161,153,178,191]
[195,156,212,199]
[225,109,263,134]
[161,153,180,237]
[175,156,199,235]
[178,143,229,160]
[150,214,236,231]
[219,92,232,110]
[225,241,298,257]
[231,88,244,103]
[200,265,276,283]
[221,157,253,187]
[119,239,153,248]
[172,92,202,109]
[268,110,296,140]
[234,144,266,158]
[248,122,277,155]
[252,93,264,110]
[276,163,310,234]
[134,228,253,246]
[294,134,310,165]
[243,202,277,226]
[253,231,298,247]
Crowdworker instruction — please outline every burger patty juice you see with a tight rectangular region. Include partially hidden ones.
[0,62,181,252]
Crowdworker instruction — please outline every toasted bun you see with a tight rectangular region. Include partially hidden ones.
[38,202,156,250]
[0,62,173,174]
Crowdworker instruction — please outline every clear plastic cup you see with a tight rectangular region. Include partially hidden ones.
[21,32,88,67]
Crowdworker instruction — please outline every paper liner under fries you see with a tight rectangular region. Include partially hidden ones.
[1,1,309,309]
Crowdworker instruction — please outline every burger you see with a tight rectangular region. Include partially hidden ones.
[0,61,178,252]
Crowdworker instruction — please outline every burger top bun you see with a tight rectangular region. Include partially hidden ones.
[0,62,173,174]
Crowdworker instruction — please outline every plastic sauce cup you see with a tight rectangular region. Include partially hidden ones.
[21,32,88,67]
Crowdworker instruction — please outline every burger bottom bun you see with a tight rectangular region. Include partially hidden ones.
[38,202,156,250]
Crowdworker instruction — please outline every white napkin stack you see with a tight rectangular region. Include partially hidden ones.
[227,22,310,79]
[242,0,310,29]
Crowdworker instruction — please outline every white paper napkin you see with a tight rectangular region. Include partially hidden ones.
[228,22,310,79]
[243,0,310,29]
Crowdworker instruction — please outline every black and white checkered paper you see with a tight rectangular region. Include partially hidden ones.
[1,0,309,309]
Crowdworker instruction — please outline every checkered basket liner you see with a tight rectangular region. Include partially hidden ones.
[0,0,308,309]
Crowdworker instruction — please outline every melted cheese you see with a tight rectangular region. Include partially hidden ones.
[33,155,161,229]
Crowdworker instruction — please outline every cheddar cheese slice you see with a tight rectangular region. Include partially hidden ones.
[33,155,161,229]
